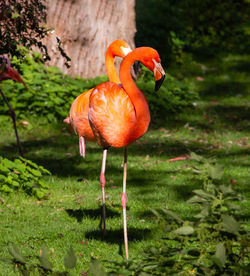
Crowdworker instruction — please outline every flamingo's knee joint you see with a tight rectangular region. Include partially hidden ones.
[121,193,127,209]
[100,172,105,189]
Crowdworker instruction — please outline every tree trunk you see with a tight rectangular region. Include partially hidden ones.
[43,0,136,78]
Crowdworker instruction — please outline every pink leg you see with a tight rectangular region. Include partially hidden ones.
[100,149,107,236]
[79,136,85,158]
[121,147,129,260]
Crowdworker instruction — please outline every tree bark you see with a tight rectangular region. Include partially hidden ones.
[43,0,136,78]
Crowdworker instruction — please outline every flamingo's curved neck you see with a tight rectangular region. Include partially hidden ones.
[105,48,120,84]
[119,49,150,134]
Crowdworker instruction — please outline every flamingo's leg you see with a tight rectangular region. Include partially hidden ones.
[0,88,24,157]
[79,136,85,158]
[121,146,129,260]
[100,149,107,236]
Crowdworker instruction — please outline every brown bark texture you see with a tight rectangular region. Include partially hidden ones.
[43,0,136,78]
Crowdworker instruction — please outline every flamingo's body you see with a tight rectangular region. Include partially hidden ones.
[66,40,132,157]
[69,45,165,259]
[89,81,147,148]
[0,56,27,156]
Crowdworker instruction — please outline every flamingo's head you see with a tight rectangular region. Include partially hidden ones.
[107,40,132,58]
[0,56,11,78]
[139,48,166,91]
[0,55,27,90]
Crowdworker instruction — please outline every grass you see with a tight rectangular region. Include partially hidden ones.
[0,53,249,275]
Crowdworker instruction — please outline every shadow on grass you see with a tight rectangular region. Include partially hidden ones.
[85,227,151,244]
[150,103,249,133]
[229,60,250,73]
[84,227,152,257]
[66,206,120,222]
[199,81,249,98]
[1,130,249,177]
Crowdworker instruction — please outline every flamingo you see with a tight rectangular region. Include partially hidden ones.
[0,56,27,157]
[87,46,165,259]
[65,40,134,236]
[64,40,133,158]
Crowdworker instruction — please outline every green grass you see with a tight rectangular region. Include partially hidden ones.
[0,53,249,275]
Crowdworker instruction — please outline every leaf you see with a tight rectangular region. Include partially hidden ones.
[187,195,208,204]
[150,208,162,218]
[194,206,209,219]
[219,185,234,195]
[216,243,226,266]
[211,256,223,269]
[173,226,194,235]
[8,244,26,264]
[0,164,10,174]
[64,246,77,269]
[89,258,107,276]
[35,190,46,200]
[160,208,183,222]
[0,184,13,193]
[212,243,226,269]
[190,152,204,163]
[193,189,215,199]
[39,245,53,270]
[226,202,241,211]
[222,215,240,234]
[207,164,224,180]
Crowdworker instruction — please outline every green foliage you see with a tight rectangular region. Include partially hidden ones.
[104,153,250,275]
[7,244,77,275]
[5,244,110,276]
[181,0,250,57]
[0,155,50,199]
[64,247,77,270]
[137,66,199,117]
[0,50,108,122]
[89,258,108,276]
[136,0,250,63]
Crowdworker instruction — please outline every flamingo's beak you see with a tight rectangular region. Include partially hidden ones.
[7,66,28,91]
[153,60,165,91]
[155,74,165,91]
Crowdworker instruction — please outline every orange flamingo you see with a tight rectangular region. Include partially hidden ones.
[88,47,165,259]
[65,40,133,157]
[0,56,27,156]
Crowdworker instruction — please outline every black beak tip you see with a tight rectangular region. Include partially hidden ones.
[155,74,165,91]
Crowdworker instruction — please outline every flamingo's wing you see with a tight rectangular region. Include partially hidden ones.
[70,89,95,141]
